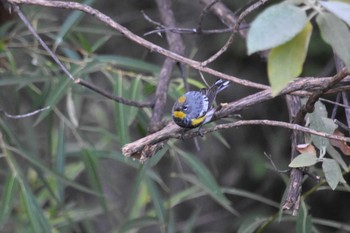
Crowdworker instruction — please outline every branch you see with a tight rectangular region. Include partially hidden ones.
[0,106,49,119]
[122,119,350,157]
[282,67,348,215]
[123,69,350,158]
[148,0,185,134]
[142,10,244,36]
[283,95,304,215]
[200,0,249,38]
[8,0,268,90]
[294,67,349,124]
[76,79,153,108]
[201,0,269,66]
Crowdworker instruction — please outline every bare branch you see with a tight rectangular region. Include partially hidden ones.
[201,0,269,66]
[283,95,304,215]
[0,106,50,119]
[122,119,350,157]
[148,0,185,133]
[196,0,219,33]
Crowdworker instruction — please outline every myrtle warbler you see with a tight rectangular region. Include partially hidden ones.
[172,79,231,129]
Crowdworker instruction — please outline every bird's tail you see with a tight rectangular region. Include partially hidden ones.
[213,79,231,93]
[206,79,231,107]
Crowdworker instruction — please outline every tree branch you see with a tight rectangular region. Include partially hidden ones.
[283,95,304,215]
[148,0,185,133]
[7,0,268,90]
[123,69,349,158]
[201,0,269,66]
[122,119,350,157]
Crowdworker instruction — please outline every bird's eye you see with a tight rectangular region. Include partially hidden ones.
[183,105,188,111]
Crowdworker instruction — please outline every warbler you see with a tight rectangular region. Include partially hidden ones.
[172,79,231,129]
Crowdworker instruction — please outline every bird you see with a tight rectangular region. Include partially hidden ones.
[172,79,231,129]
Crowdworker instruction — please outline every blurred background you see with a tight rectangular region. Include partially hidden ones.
[0,0,349,232]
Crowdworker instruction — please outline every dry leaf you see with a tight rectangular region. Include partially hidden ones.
[330,129,350,156]
[296,143,317,155]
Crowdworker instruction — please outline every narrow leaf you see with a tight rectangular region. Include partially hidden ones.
[247,4,307,54]
[55,122,66,204]
[178,150,235,214]
[54,0,95,49]
[128,76,142,126]
[35,77,73,125]
[83,149,107,211]
[289,153,318,168]
[316,13,350,70]
[238,217,268,233]
[297,200,312,233]
[119,217,158,233]
[145,176,166,223]
[268,22,312,95]
[114,74,130,145]
[0,175,18,227]
[95,55,160,74]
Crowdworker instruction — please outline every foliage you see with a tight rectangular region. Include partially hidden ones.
[247,0,350,94]
[0,0,349,232]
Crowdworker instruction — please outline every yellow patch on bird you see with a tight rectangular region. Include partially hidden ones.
[191,115,206,126]
[173,111,186,119]
[177,96,186,103]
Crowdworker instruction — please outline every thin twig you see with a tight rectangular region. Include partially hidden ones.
[196,0,219,33]
[148,0,185,134]
[294,68,348,124]
[320,97,350,109]
[144,26,240,36]
[264,152,290,173]
[76,79,154,108]
[13,4,75,81]
[201,0,269,66]
[0,106,50,119]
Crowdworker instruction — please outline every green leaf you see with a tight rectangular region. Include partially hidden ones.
[178,150,236,214]
[0,175,18,227]
[119,217,158,233]
[114,74,130,145]
[127,164,149,219]
[247,4,308,54]
[316,13,350,70]
[54,122,66,204]
[289,153,318,168]
[95,55,161,74]
[322,158,346,190]
[296,200,312,233]
[82,149,107,211]
[128,76,142,126]
[145,176,166,223]
[183,208,200,233]
[320,1,350,26]
[268,22,312,95]
[35,77,73,125]
[307,101,337,150]
[54,0,95,49]
[238,217,268,233]
[326,146,348,171]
